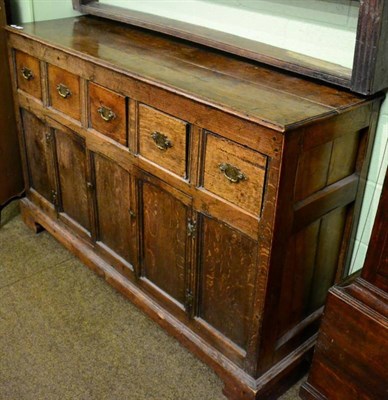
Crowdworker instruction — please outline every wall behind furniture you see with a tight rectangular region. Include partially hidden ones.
[11,0,388,273]
[9,0,79,24]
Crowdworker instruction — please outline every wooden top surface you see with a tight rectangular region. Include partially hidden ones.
[8,16,372,132]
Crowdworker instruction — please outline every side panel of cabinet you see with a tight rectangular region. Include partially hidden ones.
[198,215,258,351]
[0,0,23,209]
[21,109,54,204]
[94,153,136,271]
[139,175,191,309]
[54,128,91,234]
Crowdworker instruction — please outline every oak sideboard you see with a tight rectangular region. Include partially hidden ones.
[6,16,383,400]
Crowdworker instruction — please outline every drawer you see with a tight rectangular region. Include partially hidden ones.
[48,64,81,121]
[89,82,127,146]
[138,104,188,178]
[15,51,42,100]
[203,132,267,215]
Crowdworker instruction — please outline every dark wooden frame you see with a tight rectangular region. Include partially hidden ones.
[300,170,388,400]
[72,0,388,95]
[0,0,24,219]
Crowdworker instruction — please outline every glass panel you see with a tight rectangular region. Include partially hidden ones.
[100,0,359,69]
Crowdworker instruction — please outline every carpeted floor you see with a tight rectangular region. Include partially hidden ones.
[0,201,303,400]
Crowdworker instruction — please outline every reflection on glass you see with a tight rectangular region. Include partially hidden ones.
[99,0,359,68]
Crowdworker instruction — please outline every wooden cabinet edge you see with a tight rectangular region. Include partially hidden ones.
[0,0,23,213]
[300,172,388,400]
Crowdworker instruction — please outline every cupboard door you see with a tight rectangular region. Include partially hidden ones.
[94,153,135,268]
[198,216,258,350]
[54,128,91,233]
[21,109,54,204]
[139,175,192,308]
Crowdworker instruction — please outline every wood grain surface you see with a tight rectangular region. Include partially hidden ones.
[138,104,188,178]
[21,109,53,202]
[48,64,81,121]
[15,50,42,100]
[94,152,134,265]
[89,82,127,145]
[199,216,257,350]
[203,132,267,216]
[55,128,90,232]
[6,17,371,131]
[141,180,188,305]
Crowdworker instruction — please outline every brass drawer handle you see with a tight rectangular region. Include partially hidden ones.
[151,131,172,151]
[21,66,33,81]
[97,105,116,122]
[219,163,246,183]
[56,83,72,99]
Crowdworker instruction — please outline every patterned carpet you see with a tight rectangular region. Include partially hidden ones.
[0,201,303,399]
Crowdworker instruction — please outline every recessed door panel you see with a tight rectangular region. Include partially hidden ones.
[199,216,258,350]
[140,179,190,306]
[55,128,90,232]
[21,109,54,203]
[94,153,135,266]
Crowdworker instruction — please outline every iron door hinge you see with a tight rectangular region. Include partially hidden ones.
[45,131,53,143]
[185,289,194,315]
[51,190,58,205]
[187,219,196,238]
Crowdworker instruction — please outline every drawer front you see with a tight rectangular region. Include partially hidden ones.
[15,51,42,100]
[138,104,188,178]
[89,82,127,146]
[203,132,267,216]
[48,64,81,121]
